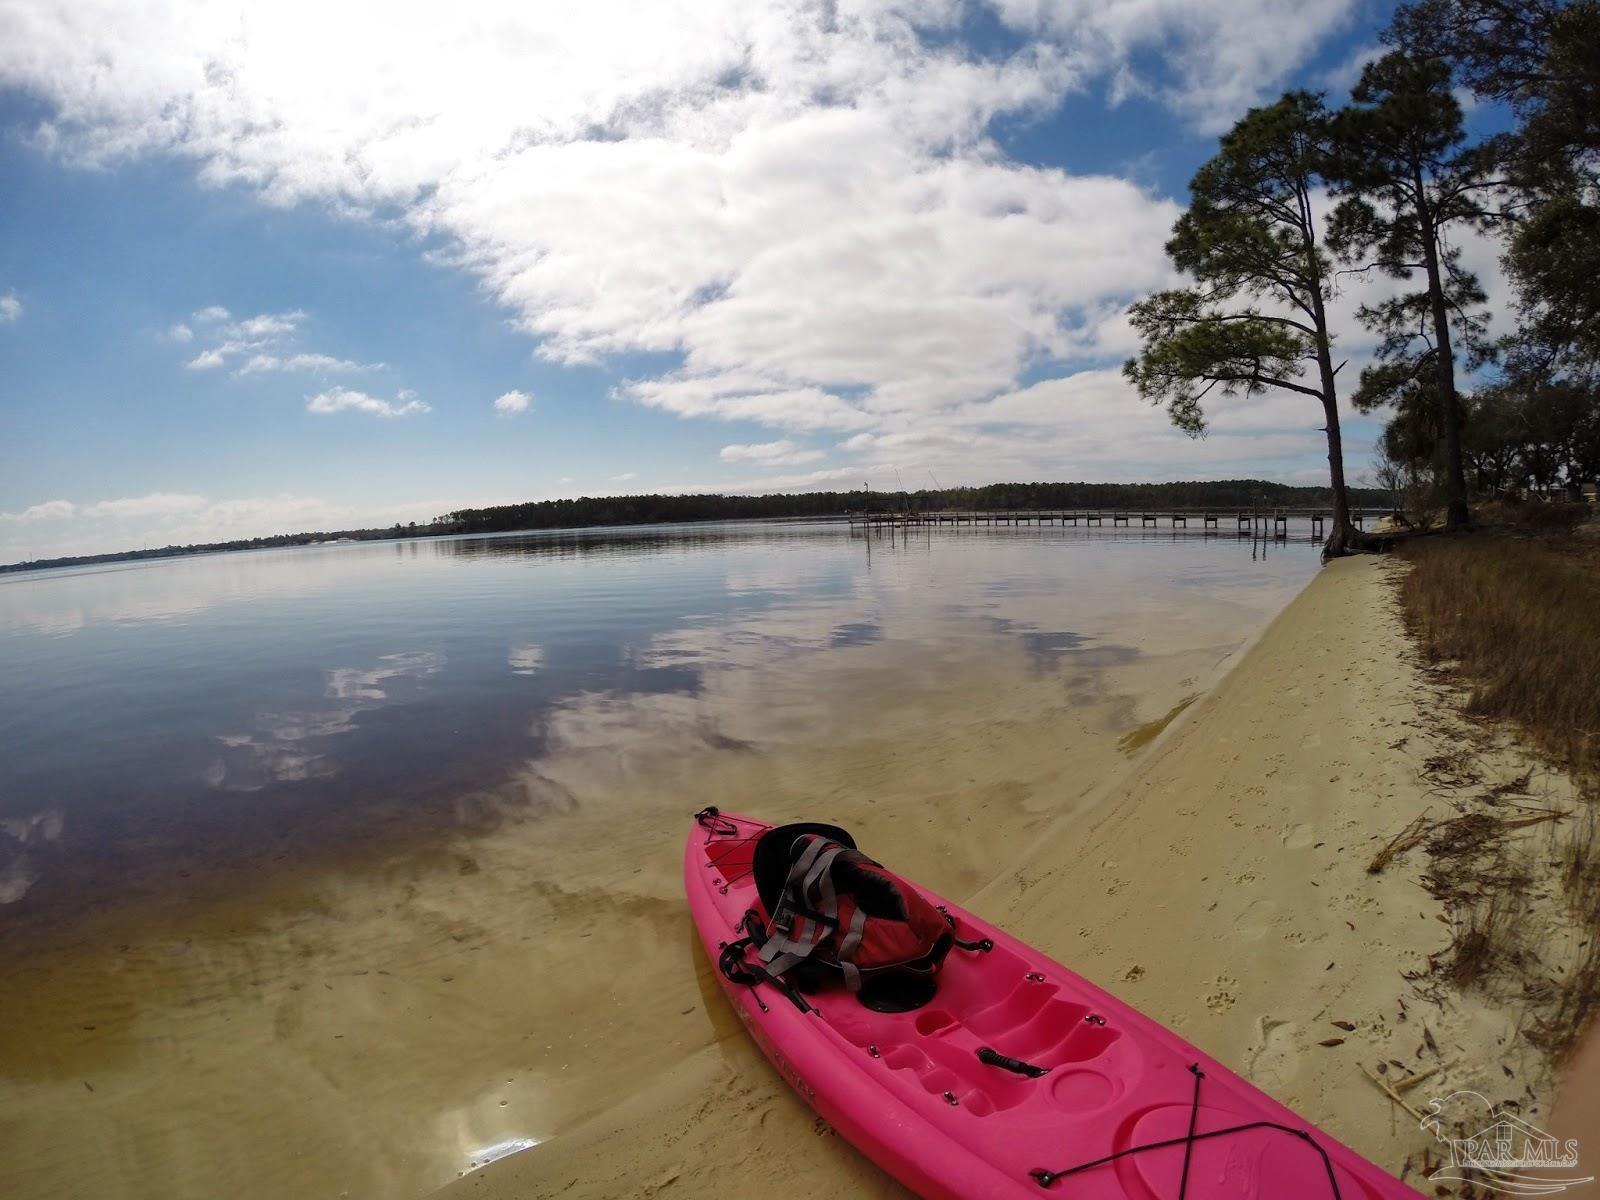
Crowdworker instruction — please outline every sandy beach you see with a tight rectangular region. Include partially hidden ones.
[437,555,1586,1199]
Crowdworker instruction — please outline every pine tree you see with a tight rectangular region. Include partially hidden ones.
[1124,93,1370,555]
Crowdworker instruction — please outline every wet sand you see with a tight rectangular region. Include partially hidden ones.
[436,556,1588,1199]
[0,578,1267,1200]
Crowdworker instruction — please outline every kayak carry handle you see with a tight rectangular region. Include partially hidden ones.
[976,1046,1051,1078]
[694,806,738,836]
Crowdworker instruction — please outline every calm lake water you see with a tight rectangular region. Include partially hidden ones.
[1,518,1329,1200]
[0,519,1320,924]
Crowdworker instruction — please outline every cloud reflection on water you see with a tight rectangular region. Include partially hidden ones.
[508,644,544,675]
[0,523,1321,919]
[207,651,442,791]
[0,808,63,905]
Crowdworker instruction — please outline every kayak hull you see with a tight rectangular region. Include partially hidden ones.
[685,812,1424,1200]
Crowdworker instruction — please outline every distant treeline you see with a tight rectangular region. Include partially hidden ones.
[2,479,1392,574]
[437,479,1392,534]
[0,523,438,575]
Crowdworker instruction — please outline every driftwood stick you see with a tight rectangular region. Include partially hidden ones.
[1361,1064,1426,1121]
[1391,1063,1450,1094]
[1494,811,1567,830]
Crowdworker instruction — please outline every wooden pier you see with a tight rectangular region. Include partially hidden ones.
[846,507,1389,539]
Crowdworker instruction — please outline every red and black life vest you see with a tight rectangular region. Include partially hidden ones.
[745,825,966,1010]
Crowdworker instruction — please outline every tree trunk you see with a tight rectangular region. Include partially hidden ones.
[1309,289,1368,558]
[1321,399,1362,557]
[1417,186,1472,531]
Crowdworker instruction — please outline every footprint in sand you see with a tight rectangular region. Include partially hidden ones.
[1246,1016,1301,1088]
[1235,897,1277,942]
[1123,964,1145,983]
[1205,976,1238,1013]
[1281,823,1315,850]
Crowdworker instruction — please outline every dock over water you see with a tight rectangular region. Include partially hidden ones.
[847,507,1391,538]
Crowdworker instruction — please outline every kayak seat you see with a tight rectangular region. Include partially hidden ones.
[751,822,856,917]
[750,823,949,1012]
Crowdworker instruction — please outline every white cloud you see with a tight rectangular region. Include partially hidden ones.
[627,379,880,433]
[0,499,74,522]
[230,310,306,339]
[238,351,380,375]
[175,306,381,377]
[719,439,824,466]
[306,387,430,418]
[1320,43,1384,96]
[676,362,1369,496]
[82,492,208,519]
[0,1,1388,496]
[289,353,377,372]
[0,292,21,323]
[992,0,1358,132]
[493,389,532,415]
[612,472,637,482]
[185,348,227,370]
[0,0,1348,462]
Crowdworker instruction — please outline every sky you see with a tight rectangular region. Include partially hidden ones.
[0,0,1512,562]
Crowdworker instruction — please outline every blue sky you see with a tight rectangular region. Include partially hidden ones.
[0,0,1506,561]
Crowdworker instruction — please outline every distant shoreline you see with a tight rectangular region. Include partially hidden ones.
[2,479,1388,574]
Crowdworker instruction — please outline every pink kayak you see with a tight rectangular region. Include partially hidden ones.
[686,810,1424,1199]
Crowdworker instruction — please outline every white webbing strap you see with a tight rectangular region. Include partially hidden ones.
[837,906,869,992]
[758,838,857,967]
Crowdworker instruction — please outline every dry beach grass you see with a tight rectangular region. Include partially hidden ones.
[1393,523,1600,1072]
[1397,527,1600,791]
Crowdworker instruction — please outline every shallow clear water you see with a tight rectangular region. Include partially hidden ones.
[0,520,1319,919]
[0,518,1328,1200]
